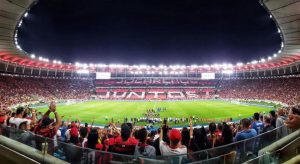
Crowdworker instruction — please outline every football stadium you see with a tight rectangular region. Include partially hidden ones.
[0,0,300,164]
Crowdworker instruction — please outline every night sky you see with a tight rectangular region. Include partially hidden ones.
[18,0,282,65]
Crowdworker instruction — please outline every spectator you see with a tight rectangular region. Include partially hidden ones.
[261,115,275,148]
[112,123,137,155]
[153,128,162,155]
[251,113,264,134]
[134,128,156,158]
[8,107,33,130]
[190,127,210,151]
[276,109,288,138]
[80,127,88,148]
[285,114,300,129]
[262,115,275,133]
[207,122,221,147]
[235,118,257,142]
[159,128,187,156]
[269,110,277,128]
[33,102,62,138]
[33,102,62,154]
[181,127,190,148]
[220,123,233,145]
[235,118,257,160]
[87,128,103,150]
[285,106,300,129]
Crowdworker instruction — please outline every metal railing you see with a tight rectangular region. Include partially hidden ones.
[0,124,290,164]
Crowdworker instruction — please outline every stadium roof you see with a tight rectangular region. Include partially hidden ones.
[262,0,300,65]
[0,0,299,73]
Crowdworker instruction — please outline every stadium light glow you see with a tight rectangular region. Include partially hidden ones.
[24,12,28,17]
[236,62,243,66]
[211,64,220,68]
[30,54,36,59]
[251,60,258,64]
[57,61,62,64]
[76,69,89,74]
[273,53,277,57]
[268,56,272,60]
[180,65,186,69]
[278,50,282,54]
[221,64,228,69]
[16,45,21,50]
[96,64,106,68]
[203,64,210,68]
[53,60,57,64]
[139,64,148,69]
[82,63,88,69]
[278,29,281,33]
[281,42,284,48]
[222,70,233,74]
[18,21,22,27]
[269,15,272,18]
[260,58,266,63]
[227,64,233,68]
[109,64,118,68]
[75,62,81,67]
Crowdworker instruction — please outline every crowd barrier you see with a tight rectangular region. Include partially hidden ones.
[244,129,300,164]
[0,125,288,164]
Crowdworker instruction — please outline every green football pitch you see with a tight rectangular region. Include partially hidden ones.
[36,100,273,126]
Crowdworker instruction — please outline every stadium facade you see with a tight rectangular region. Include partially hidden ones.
[0,0,300,78]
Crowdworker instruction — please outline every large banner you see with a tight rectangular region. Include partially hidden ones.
[95,78,216,85]
[96,72,111,79]
[201,73,215,80]
[95,89,215,99]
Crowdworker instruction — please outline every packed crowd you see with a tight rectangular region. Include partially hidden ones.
[0,74,93,107]
[1,74,300,162]
[219,77,300,105]
[1,74,300,106]
[1,102,300,163]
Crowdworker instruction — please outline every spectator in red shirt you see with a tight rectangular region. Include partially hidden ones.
[33,102,62,139]
[112,123,138,155]
[33,102,62,154]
